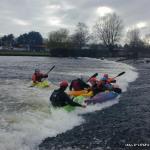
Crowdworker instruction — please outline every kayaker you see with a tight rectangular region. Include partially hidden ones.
[88,77,114,96]
[69,78,90,91]
[32,69,48,83]
[50,80,86,108]
[98,77,122,94]
[97,77,113,92]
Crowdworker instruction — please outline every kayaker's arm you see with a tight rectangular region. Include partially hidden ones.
[32,74,37,83]
[64,93,83,107]
[79,79,90,89]
[42,74,48,78]
[107,78,116,83]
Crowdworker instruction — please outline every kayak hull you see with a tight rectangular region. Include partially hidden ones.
[68,90,93,97]
[63,91,119,112]
[31,80,50,88]
[85,91,119,105]
[63,96,85,112]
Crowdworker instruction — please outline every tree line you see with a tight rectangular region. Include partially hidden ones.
[47,13,150,58]
[1,13,150,58]
[0,31,44,51]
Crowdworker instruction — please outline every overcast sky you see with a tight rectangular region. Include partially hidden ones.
[0,0,149,38]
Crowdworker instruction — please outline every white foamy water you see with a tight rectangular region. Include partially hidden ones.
[0,57,138,150]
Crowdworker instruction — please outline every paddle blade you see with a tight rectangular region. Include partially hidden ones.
[116,71,125,77]
[87,73,98,82]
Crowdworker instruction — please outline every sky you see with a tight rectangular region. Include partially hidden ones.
[0,0,149,39]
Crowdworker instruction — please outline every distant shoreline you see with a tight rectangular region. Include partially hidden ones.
[1,51,150,61]
[0,50,50,57]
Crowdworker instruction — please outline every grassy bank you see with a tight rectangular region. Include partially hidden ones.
[0,50,50,57]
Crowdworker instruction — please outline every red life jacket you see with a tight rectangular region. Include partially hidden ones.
[32,72,48,82]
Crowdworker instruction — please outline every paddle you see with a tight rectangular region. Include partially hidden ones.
[113,71,125,79]
[86,73,98,82]
[46,65,55,74]
[41,65,55,81]
[107,71,125,83]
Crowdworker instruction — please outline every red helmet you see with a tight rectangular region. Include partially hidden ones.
[89,77,97,83]
[60,80,68,88]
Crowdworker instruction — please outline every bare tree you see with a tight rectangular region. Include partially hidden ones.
[144,34,150,47]
[126,28,144,48]
[72,22,90,49]
[126,28,145,59]
[93,13,123,51]
[47,28,70,49]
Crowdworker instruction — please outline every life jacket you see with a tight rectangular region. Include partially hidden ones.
[32,73,48,82]
[50,89,82,107]
[50,90,63,107]
[70,79,89,91]
[97,81,109,92]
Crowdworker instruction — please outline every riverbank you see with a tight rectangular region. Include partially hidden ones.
[0,50,50,57]
[39,60,150,150]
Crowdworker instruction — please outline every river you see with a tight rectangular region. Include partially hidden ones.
[0,56,138,150]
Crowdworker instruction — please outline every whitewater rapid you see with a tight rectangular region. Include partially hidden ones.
[0,57,138,150]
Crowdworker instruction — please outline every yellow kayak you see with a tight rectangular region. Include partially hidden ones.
[31,80,50,88]
[68,90,93,97]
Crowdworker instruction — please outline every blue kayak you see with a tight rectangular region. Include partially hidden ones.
[85,91,119,105]
[63,91,120,111]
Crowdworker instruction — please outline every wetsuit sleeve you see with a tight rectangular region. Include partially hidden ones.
[79,79,90,89]
[110,80,116,83]
[41,73,48,78]
[32,74,36,83]
[64,93,82,107]
[108,78,116,83]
